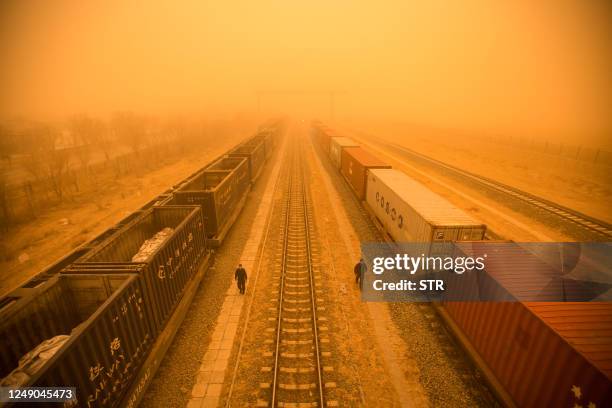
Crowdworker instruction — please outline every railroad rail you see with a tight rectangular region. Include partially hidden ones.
[267,140,329,407]
[371,137,612,240]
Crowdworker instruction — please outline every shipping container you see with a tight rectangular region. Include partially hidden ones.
[0,274,153,408]
[169,156,250,239]
[340,147,391,200]
[228,138,266,183]
[365,169,486,243]
[63,206,208,333]
[443,300,612,407]
[320,128,334,154]
[311,124,333,154]
[329,137,359,169]
[441,241,612,406]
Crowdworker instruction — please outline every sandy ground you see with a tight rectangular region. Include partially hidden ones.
[346,123,611,224]
[0,137,244,296]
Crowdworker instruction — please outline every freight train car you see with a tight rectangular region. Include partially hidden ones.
[312,122,611,407]
[63,205,208,333]
[0,274,153,408]
[0,120,280,407]
[313,125,335,154]
[365,168,486,243]
[227,138,266,183]
[167,156,250,244]
[340,146,391,200]
[255,119,283,158]
[442,241,612,407]
[0,219,135,297]
[329,137,359,169]
[138,189,175,211]
[260,131,276,159]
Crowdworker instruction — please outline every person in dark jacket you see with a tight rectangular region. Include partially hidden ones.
[235,264,247,294]
[354,258,366,289]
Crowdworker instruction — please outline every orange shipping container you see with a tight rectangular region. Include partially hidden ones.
[443,243,612,407]
[340,147,390,200]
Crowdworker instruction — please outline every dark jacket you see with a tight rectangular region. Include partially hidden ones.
[354,261,366,276]
[235,267,247,282]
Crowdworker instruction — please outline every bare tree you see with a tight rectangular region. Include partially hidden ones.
[91,119,111,162]
[35,125,70,201]
[0,125,11,165]
[0,172,9,229]
[69,114,95,172]
[21,126,47,183]
[112,112,145,156]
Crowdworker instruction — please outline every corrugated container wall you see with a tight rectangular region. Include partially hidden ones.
[340,147,391,200]
[329,137,359,169]
[443,301,612,406]
[170,156,249,238]
[317,127,333,154]
[0,274,153,408]
[365,169,486,243]
[442,241,612,406]
[228,139,266,183]
[64,206,207,333]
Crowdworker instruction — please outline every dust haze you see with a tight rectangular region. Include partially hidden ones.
[1,0,611,146]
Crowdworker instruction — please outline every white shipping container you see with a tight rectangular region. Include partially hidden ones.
[365,168,486,243]
[329,137,359,169]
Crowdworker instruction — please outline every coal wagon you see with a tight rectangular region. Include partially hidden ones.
[0,274,153,408]
[63,206,208,333]
[167,156,250,244]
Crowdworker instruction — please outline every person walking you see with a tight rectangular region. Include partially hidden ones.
[235,263,248,294]
[354,258,366,290]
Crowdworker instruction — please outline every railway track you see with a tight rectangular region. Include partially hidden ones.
[224,137,336,407]
[369,137,612,240]
[264,140,332,407]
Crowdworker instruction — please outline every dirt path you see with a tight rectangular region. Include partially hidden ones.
[306,129,430,407]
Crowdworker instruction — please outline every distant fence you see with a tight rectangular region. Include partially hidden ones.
[485,135,612,166]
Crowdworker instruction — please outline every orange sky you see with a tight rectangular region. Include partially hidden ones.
[1,0,610,142]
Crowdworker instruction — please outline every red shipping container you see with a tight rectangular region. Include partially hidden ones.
[443,242,612,407]
[319,127,333,154]
[340,146,390,200]
[443,302,612,407]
